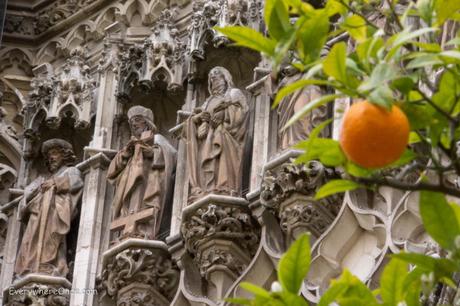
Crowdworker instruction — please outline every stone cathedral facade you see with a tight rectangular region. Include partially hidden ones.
[0,0,448,305]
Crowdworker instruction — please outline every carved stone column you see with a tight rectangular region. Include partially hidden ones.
[260,151,341,244]
[69,149,113,306]
[180,195,260,301]
[246,74,273,193]
[98,239,179,306]
[4,274,71,306]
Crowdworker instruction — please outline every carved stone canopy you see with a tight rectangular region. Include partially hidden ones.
[188,0,263,60]
[25,48,95,132]
[98,239,179,306]
[116,9,186,104]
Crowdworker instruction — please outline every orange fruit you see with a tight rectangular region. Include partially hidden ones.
[339,101,410,169]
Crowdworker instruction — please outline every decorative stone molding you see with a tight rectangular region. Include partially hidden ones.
[188,0,263,59]
[98,239,179,306]
[180,195,260,281]
[22,48,95,158]
[260,153,341,242]
[116,9,185,103]
[4,274,72,306]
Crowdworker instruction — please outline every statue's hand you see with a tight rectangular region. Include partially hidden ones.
[41,179,55,191]
[200,111,211,122]
[211,111,224,128]
[141,145,154,158]
[197,123,208,139]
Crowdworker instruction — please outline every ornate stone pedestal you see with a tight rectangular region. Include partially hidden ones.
[260,150,341,244]
[98,239,179,306]
[4,274,71,306]
[180,195,260,301]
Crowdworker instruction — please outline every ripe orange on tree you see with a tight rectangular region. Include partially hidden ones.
[339,100,410,169]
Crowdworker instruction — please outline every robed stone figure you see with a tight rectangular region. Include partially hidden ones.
[183,66,248,202]
[107,105,176,239]
[15,139,83,278]
[276,67,327,151]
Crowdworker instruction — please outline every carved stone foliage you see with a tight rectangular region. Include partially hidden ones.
[188,0,262,59]
[116,9,186,104]
[4,275,72,306]
[5,0,98,36]
[23,48,95,157]
[181,197,260,279]
[98,241,179,306]
[260,159,341,241]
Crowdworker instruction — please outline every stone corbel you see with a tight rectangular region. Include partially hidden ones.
[179,195,260,302]
[260,150,341,244]
[3,274,72,306]
[97,239,179,306]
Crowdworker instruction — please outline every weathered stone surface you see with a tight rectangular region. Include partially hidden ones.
[98,239,179,306]
[4,274,72,306]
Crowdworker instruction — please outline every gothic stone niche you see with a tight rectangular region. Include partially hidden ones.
[260,152,341,244]
[15,139,83,280]
[188,0,262,59]
[180,195,260,300]
[4,273,72,306]
[274,68,329,153]
[182,67,250,203]
[98,239,179,306]
[116,9,186,105]
[32,49,94,129]
[108,106,177,243]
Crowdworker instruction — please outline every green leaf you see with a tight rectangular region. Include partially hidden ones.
[278,233,311,294]
[318,270,378,306]
[283,94,342,129]
[420,190,460,250]
[273,79,334,108]
[323,42,347,84]
[315,179,362,200]
[407,54,442,69]
[440,50,460,62]
[345,161,375,178]
[297,11,330,64]
[393,253,458,279]
[416,0,434,25]
[368,85,394,109]
[240,282,271,298]
[359,63,400,92]
[264,0,292,40]
[318,281,348,306]
[387,149,417,167]
[446,37,460,46]
[215,26,276,56]
[225,298,253,305]
[391,76,416,94]
[435,0,460,26]
[380,258,407,305]
[386,27,438,60]
[341,15,367,43]
[296,138,347,167]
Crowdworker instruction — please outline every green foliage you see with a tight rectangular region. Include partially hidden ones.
[314,179,362,199]
[217,0,460,305]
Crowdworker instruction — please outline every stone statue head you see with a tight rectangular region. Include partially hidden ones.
[41,139,77,172]
[127,105,157,138]
[208,67,234,96]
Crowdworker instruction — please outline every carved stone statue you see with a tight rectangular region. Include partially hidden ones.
[107,106,176,240]
[276,67,327,151]
[15,139,83,278]
[183,66,248,202]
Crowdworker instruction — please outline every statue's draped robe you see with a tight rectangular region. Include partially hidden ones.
[15,166,83,277]
[277,74,324,150]
[185,88,248,200]
[107,130,176,238]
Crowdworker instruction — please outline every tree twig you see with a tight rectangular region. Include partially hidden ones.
[354,176,460,198]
